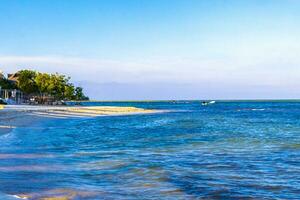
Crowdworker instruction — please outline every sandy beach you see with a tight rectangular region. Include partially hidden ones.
[0,105,156,135]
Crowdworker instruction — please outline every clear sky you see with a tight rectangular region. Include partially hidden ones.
[0,0,300,100]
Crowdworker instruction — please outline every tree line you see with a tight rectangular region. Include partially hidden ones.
[0,70,89,101]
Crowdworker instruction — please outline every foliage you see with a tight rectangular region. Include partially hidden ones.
[75,87,89,100]
[35,72,51,94]
[0,78,17,89]
[10,70,88,101]
[17,70,38,94]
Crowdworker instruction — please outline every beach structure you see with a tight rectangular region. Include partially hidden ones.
[7,72,19,83]
[0,71,24,104]
[0,88,24,104]
[1,71,45,104]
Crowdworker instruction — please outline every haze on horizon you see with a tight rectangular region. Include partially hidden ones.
[0,0,300,100]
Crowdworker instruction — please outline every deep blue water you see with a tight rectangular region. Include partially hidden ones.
[1,101,300,199]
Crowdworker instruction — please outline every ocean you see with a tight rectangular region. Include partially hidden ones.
[0,101,300,199]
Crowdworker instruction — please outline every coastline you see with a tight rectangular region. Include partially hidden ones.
[0,107,41,135]
[0,105,157,135]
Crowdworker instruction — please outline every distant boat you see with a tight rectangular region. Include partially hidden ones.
[201,101,216,106]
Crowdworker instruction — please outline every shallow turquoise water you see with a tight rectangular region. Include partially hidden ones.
[1,101,300,199]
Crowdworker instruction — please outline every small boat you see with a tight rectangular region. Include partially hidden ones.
[202,101,208,106]
[201,101,216,106]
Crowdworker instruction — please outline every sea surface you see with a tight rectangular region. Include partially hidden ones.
[0,101,300,199]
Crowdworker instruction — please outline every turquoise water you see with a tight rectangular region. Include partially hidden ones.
[1,101,300,199]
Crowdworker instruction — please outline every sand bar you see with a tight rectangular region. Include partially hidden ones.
[0,105,157,134]
[2,105,156,117]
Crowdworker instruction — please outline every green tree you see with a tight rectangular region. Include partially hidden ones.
[35,72,51,95]
[8,69,89,102]
[0,78,17,89]
[48,73,69,100]
[75,87,89,100]
[64,83,75,100]
[17,70,38,94]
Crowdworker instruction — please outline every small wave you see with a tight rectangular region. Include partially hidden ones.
[10,195,27,199]
[251,108,265,111]
[0,128,16,139]
[0,193,22,200]
[0,125,16,129]
[237,108,266,112]
[136,118,175,128]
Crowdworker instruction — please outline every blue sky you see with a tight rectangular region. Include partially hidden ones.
[0,0,300,100]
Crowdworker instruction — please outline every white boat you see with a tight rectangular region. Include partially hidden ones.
[201,101,216,106]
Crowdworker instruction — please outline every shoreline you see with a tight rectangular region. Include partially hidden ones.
[0,105,158,135]
[0,107,42,135]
